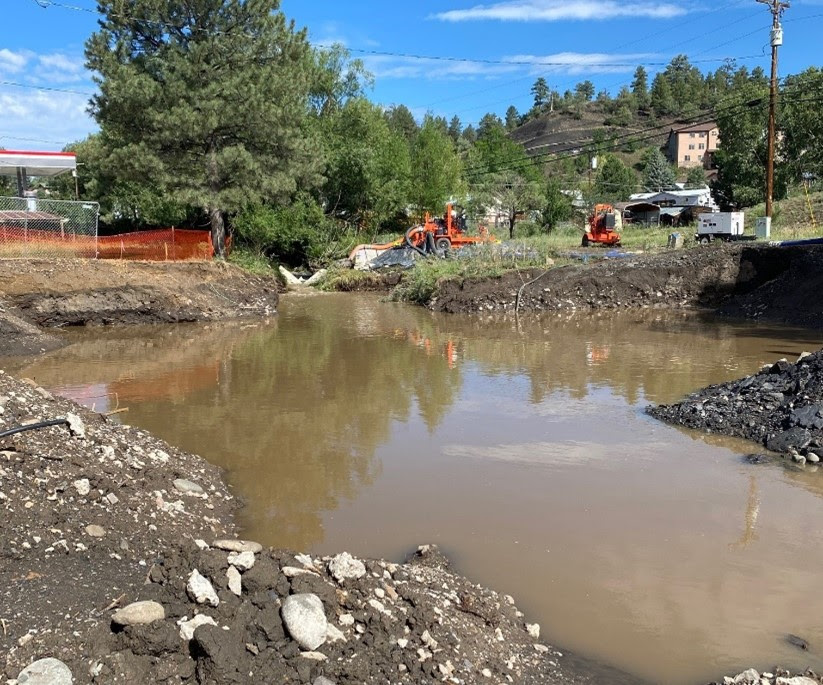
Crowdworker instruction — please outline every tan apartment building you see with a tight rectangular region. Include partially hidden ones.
[665,122,719,169]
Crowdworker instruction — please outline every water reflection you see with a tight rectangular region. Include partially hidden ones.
[5,293,823,685]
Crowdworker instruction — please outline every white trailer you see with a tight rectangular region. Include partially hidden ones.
[695,212,745,243]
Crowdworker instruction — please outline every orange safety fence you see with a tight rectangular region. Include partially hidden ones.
[0,225,227,261]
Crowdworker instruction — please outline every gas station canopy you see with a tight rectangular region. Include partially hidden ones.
[0,150,76,177]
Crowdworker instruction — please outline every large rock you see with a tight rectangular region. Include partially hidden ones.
[112,600,165,626]
[791,404,823,429]
[776,678,819,685]
[187,569,219,607]
[766,427,811,453]
[173,478,204,495]
[328,552,366,582]
[17,658,73,685]
[212,539,263,554]
[178,613,217,641]
[281,593,328,651]
[226,566,242,596]
[227,550,255,571]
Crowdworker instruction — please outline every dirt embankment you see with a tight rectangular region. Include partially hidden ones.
[0,259,280,356]
[0,371,639,685]
[427,244,823,329]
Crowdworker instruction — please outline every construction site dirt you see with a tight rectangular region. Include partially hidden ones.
[0,258,280,356]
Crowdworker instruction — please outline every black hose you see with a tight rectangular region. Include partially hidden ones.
[0,418,69,439]
[405,226,428,257]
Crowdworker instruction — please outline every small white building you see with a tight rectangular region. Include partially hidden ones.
[629,187,717,211]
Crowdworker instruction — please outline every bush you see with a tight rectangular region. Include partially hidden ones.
[233,198,358,267]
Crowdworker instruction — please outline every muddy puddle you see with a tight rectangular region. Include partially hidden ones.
[5,292,823,684]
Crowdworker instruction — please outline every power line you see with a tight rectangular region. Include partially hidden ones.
[0,80,94,96]
[464,89,823,178]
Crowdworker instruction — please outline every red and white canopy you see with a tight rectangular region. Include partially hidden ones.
[0,150,76,177]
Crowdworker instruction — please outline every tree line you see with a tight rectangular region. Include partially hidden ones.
[24,0,823,265]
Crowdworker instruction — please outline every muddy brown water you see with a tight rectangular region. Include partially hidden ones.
[5,292,823,684]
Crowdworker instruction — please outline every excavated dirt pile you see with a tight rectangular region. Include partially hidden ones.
[0,371,624,685]
[429,244,823,331]
[649,350,823,461]
[0,259,280,356]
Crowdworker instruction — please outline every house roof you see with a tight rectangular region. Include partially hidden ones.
[670,122,718,135]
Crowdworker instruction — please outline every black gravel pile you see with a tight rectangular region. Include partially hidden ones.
[649,349,823,458]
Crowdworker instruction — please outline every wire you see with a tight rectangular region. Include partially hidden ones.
[0,80,94,96]
[464,90,823,178]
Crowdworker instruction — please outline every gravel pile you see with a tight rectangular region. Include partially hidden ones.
[0,370,614,685]
[649,350,823,460]
[711,668,823,685]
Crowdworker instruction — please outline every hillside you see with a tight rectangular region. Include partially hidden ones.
[509,103,681,156]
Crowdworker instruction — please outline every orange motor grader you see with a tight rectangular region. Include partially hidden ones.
[582,204,622,247]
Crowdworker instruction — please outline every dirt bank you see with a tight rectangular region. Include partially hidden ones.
[0,259,279,356]
[0,370,640,684]
[425,244,823,330]
[649,350,823,462]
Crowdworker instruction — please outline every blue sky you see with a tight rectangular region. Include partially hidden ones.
[1,0,822,150]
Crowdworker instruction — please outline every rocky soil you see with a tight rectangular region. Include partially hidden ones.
[0,259,280,356]
[0,370,632,685]
[649,350,823,462]
[711,668,823,685]
[425,244,823,331]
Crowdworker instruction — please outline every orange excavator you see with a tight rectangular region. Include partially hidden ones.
[349,204,496,268]
[582,204,622,247]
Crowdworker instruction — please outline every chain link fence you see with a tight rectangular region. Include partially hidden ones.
[0,195,100,258]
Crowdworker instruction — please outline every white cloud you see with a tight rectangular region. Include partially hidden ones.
[0,90,94,148]
[434,0,687,22]
[0,49,31,75]
[0,50,96,149]
[505,52,655,75]
[362,51,653,81]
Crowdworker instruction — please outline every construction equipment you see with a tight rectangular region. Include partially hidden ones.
[583,204,622,247]
[350,204,496,269]
[405,204,493,253]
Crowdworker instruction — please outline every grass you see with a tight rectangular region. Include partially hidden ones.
[316,267,389,292]
[746,188,823,241]
[227,246,280,277]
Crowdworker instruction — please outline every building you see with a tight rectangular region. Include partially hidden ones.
[665,122,719,169]
[630,187,717,211]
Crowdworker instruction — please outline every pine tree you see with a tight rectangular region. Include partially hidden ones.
[386,105,419,141]
[650,74,675,117]
[448,116,462,143]
[685,166,707,189]
[85,0,320,257]
[531,78,549,108]
[505,106,520,132]
[632,66,650,110]
[642,148,677,191]
[594,156,637,203]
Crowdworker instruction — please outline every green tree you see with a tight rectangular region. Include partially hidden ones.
[409,117,464,215]
[642,147,677,191]
[322,98,411,228]
[386,105,419,140]
[540,177,573,232]
[470,128,542,238]
[685,166,707,189]
[531,77,550,108]
[781,68,823,183]
[632,66,650,110]
[505,105,520,132]
[461,125,477,144]
[310,43,372,116]
[712,81,788,209]
[448,115,463,143]
[594,155,637,203]
[650,74,676,117]
[85,0,321,257]
[477,113,504,141]
[575,80,595,101]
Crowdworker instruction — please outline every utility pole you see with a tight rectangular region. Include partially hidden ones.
[757,0,789,220]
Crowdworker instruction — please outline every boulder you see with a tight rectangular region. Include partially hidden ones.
[281,593,328,651]
[17,658,73,685]
[112,600,165,626]
[187,569,219,607]
[328,552,366,582]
